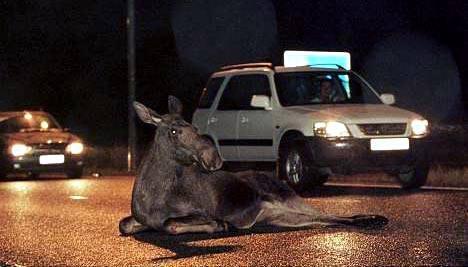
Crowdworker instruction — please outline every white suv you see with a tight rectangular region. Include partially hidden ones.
[192,63,430,189]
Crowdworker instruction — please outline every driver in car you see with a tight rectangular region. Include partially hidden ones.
[312,79,343,103]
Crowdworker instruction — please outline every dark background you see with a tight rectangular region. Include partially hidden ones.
[1,0,467,146]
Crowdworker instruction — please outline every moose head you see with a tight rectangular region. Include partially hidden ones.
[133,96,223,171]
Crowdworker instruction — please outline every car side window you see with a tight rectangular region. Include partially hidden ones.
[0,122,8,133]
[218,76,243,110]
[242,75,271,110]
[0,118,21,133]
[217,74,270,110]
[198,77,224,108]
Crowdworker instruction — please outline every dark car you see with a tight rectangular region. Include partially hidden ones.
[0,111,85,178]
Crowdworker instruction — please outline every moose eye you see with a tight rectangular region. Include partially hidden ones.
[170,129,177,135]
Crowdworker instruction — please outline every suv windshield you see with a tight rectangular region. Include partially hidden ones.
[0,113,61,133]
[275,71,382,106]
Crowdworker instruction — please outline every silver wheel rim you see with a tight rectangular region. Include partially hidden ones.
[286,150,303,184]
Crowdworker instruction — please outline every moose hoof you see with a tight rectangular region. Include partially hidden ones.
[351,214,389,228]
[216,221,230,232]
[165,224,179,235]
[119,216,138,236]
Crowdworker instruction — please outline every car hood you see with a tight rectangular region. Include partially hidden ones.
[283,104,424,124]
[1,130,81,146]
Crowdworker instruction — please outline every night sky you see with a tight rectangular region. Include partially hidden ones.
[1,0,467,146]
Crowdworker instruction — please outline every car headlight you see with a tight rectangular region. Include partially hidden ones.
[10,144,32,157]
[411,119,429,136]
[314,121,350,137]
[66,142,84,154]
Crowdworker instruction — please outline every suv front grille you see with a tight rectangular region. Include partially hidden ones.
[358,123,407,136]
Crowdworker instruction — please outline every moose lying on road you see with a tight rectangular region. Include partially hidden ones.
[119,96,388,235]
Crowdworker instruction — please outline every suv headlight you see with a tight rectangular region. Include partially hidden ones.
[314,121,350,137]
[411,119,429,136]
[10,144,32,157]
[66,142,84,154]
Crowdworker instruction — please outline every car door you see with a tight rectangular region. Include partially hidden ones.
[207,76,242,161]
[237,74,275,161]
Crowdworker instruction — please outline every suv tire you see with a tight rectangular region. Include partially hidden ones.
[396,162,429,189]
[279,141,328,191]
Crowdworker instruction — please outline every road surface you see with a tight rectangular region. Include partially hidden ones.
[0,175,466,266]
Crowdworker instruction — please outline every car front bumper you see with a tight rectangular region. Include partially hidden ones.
[2,154,84,173]
[305,136,429,173]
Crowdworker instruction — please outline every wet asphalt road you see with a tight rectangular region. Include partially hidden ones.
[0,175,466,266]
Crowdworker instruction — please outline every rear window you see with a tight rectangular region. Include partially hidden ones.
[198,77,225,108]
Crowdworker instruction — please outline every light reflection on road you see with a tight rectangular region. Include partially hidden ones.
[321,233,354,251]
[69,195,88,200]
[4,179,92,202]
[65,179,90,199]
[5,182,34,240]
[8,181,34,194]
[410,240,431,260]
[305,232,359,253]
[299,232,365,265]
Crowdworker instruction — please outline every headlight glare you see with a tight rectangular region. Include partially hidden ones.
[10,144,32,157]
[67,142,84,154]
[411,119,429,136]
[314,121,350,137]
[313,122,327,136]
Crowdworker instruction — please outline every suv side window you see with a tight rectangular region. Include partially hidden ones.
[198,77,224,108]
[218,74,270,110]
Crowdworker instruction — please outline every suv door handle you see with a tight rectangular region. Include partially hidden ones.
[240,116,249,123]
[209,117,218,124]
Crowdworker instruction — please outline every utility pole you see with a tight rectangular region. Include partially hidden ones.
[127,0,136,172]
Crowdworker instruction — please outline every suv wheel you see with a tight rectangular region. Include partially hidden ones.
[279,141,328,191]
[285,148,305,186]
[27,172,39,179]
[396,163,429,189]
[66,167,83,179]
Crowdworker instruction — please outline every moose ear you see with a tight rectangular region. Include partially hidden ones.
[168,95,183,115]
[133,101,162,125]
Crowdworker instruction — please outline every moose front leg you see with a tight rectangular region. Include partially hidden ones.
[163,215,229,235]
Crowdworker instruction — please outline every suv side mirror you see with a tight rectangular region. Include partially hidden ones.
[380,93,395,105]
[251,95,272,110]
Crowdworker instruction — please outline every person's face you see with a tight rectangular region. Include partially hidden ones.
[320,81,332,96]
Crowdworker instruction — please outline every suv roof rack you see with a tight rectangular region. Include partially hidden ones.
[220,62,273,71]
[308,64,347,70]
